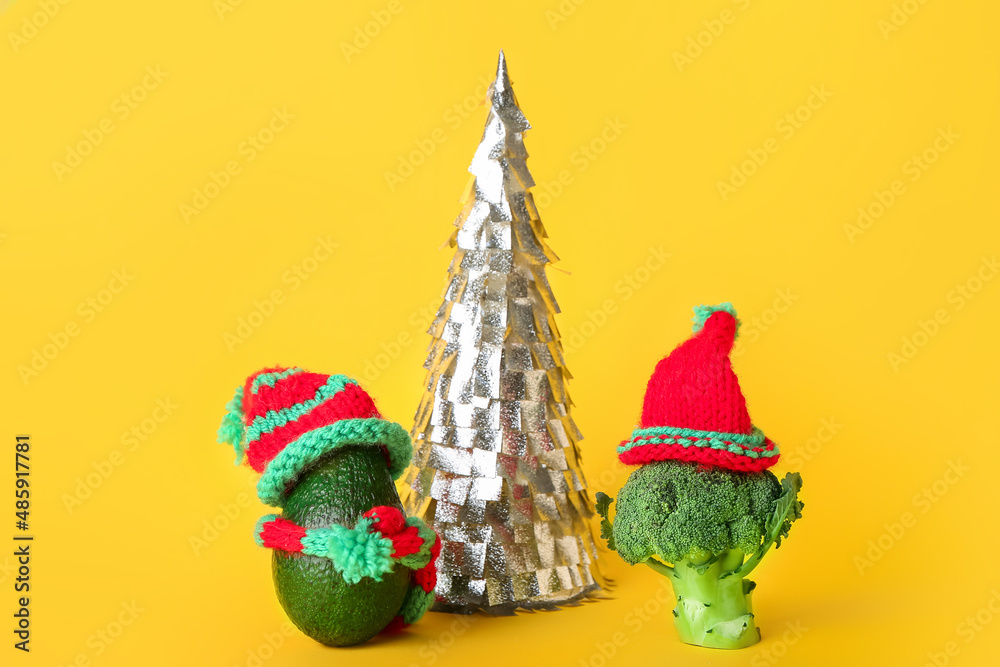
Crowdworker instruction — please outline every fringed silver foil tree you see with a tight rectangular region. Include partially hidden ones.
[401,51,604,613]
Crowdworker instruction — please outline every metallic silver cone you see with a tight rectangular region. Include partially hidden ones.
[401,51,606,614]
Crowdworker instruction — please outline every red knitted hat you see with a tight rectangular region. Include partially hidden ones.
[617,304,779,472]
[217,366,412,506]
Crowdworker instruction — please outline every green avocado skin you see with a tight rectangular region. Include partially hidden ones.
[272,445,410,646]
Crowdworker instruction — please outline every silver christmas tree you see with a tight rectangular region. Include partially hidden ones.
[401,51,604,613]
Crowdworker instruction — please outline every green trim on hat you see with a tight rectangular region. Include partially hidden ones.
[251,367,304,393]
[257,418,413,507]
[618,424,779,460]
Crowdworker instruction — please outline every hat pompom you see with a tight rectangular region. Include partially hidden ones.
[692,302,740,336]
[217,385,246,464]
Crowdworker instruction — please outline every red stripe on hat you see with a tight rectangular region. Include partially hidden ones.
[618,441,778,473]
[245,382,381,473]
[246,372,330,420]
[242,366,287,419]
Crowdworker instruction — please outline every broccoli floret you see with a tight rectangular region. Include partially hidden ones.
[611,460,782,564]
[596,461,803,650]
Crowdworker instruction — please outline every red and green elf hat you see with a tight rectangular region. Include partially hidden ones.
[617,304,780,473]
[216,367,412,506]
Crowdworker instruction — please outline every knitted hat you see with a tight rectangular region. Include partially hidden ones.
[617,304,779,472]
[217,367,412,506]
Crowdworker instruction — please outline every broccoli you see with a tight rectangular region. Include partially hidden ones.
[596,460,803,649]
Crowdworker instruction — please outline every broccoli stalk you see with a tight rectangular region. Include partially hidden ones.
[596,461,803,650]
[649,549,757,648]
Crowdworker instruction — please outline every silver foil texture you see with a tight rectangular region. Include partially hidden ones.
[401,51,605,614]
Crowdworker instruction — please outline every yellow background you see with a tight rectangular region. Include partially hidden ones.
[2,0,999,665]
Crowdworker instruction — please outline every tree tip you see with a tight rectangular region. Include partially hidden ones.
[494,49,510,93]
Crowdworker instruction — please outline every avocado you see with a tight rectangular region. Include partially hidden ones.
[272,445,411,646]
